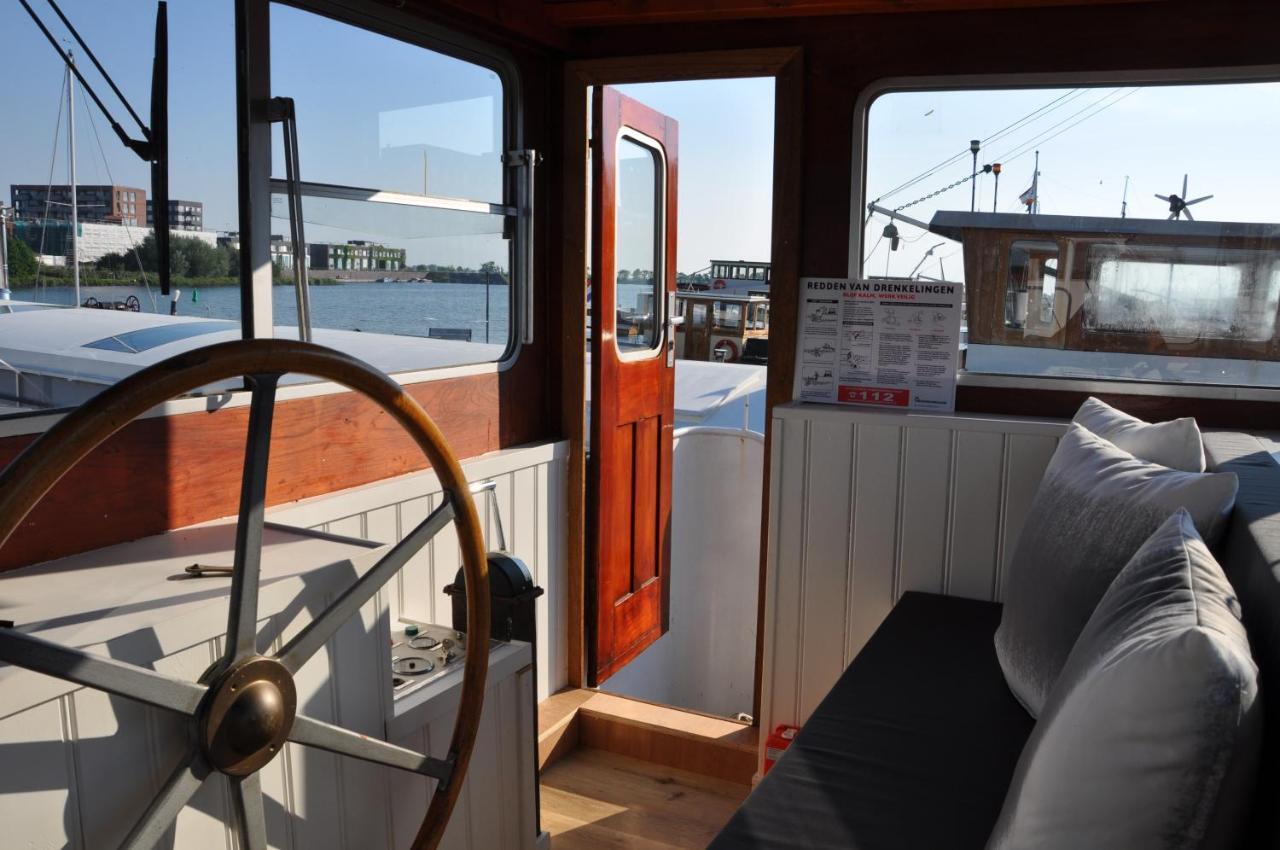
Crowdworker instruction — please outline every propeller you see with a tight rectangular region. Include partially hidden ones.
[1155,174,1213,221]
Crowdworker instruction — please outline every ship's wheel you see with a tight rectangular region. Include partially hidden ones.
[0,339,490,850]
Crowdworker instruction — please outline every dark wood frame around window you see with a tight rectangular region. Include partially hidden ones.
[559,49,804,720]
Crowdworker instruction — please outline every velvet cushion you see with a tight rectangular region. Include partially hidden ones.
[987,510,1260,850]
[1073,396,1206,472]
[994,424,1237,715]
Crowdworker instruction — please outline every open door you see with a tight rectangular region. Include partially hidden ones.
[587,86,679,685]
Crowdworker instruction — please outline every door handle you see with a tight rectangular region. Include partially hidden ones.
[666,291,678,367]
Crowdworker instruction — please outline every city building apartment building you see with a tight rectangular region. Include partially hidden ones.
[9,184,146,227]
[308,240,405,271]
[147,199,204,231]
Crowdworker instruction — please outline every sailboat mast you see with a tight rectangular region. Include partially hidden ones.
[67,50,80,306]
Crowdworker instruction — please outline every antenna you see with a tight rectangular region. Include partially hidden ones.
[1121,175,1129,219]
[1155,173,1213,221]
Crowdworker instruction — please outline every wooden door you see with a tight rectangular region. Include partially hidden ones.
[587,86,678,684]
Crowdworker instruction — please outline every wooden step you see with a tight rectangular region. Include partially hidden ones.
[538,689,758,785]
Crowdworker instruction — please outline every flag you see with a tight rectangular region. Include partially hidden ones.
[1019,184,1037,206]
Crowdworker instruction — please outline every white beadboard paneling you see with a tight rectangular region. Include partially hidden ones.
[898,426,953,597]
[847,423,902,662]
[798,420,855,719]
[266,441,569,701]
[948,430,1006,600]
[763,403,1067,761]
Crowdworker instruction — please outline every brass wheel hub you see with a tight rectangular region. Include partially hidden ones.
[199,657,297,776]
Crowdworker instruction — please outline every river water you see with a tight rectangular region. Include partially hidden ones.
[25,279,657,343]
[26,281,514,342]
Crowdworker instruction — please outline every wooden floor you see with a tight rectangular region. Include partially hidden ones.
[540,748,749,848]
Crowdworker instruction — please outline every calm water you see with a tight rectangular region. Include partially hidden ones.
[27,281,513,342]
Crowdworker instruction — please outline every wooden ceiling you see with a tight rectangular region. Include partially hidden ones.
[540,0,1154,27]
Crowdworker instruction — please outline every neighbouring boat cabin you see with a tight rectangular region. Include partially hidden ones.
[1,1,1278,850]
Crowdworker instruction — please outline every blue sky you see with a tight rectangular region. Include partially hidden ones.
[3,2,1274,282]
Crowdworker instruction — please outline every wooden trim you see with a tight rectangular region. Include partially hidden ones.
[560,46,804,708]
[546,0,1155,27]
[0,359,546,572]
[539,689,758,785]
[956,383,1280,428]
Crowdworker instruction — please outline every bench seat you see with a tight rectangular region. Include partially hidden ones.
[710,592,1031,850]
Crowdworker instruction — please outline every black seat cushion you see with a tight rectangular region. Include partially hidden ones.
[710,592,1033,850]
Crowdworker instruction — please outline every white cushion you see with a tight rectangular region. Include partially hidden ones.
[1073,396,1205,472]
[994,424,1237,715]
[988,510,1260,850]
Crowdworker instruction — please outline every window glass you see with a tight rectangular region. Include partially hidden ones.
[863,80,1280,386]
[1,0,240,418]
[269,3,514,367]
[691,303,707,328]
[614,135,661,351]
[715,302,743,330]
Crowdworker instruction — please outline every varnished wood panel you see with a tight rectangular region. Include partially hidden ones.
[0,361,547,573]
[546,0,1156,28]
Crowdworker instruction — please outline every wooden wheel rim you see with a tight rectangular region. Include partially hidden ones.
[0,338,490,850]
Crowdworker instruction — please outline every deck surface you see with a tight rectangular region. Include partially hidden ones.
[540,748,748,848]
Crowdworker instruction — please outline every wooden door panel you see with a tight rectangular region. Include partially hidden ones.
[587,86,678,684]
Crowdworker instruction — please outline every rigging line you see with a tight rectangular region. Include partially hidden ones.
[993,88,1138,166]
[872,88,1085,203]
[35,64,70,298]
[80,86,158,313]
[863,232,885,265]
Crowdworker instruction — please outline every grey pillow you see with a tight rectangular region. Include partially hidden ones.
[994,424,1237,715]
[987,510,1260,850]
[1073,396,1206,472]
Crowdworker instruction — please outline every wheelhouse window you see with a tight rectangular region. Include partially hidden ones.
[266,3,521,365]
[0,0,240,419]
[859,78,1280,387]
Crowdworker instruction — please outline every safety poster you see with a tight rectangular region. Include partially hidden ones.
[797,277,962,412]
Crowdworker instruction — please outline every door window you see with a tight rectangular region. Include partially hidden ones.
[614,134,663,352]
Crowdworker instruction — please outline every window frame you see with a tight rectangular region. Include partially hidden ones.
[611,125,669,361]
[849,63,1280,402]
[255,0,527,368]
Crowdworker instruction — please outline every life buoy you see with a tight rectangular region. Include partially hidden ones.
[712,278,726,290]
[713,338,739,362]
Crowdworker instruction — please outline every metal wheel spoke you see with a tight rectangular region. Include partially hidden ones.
[0,627,205,715]
[288,713,451,781]
[120,749,212,850]
[275,495,454,674]
[225,374,281,664]
[231,772,268,850]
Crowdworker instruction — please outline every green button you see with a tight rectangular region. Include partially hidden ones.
[404,624,419,637]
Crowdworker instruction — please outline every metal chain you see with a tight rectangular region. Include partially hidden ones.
[893,172,976,213]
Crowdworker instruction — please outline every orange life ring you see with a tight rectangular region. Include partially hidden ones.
[712,278,727,290]
[713,338,739,362]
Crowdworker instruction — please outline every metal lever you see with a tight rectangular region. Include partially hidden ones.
[268,97,313,342]
[468,479,507,552]
[505,149,538,345]
[184,563,234,578]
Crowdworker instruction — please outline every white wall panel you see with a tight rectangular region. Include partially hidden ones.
[270,441,569,702]
[761,404,1067,764]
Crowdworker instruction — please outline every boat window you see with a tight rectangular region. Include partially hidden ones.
[859,78,1280,387]
[691,303,708,328]
[1005,240,1061,335]
[614,134,663,352]
[266,3,519,367]
[1,0,240,418]
[715,302,743,331]
[84,321,233,354]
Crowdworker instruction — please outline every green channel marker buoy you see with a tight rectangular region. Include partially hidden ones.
[192,288,199,303]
